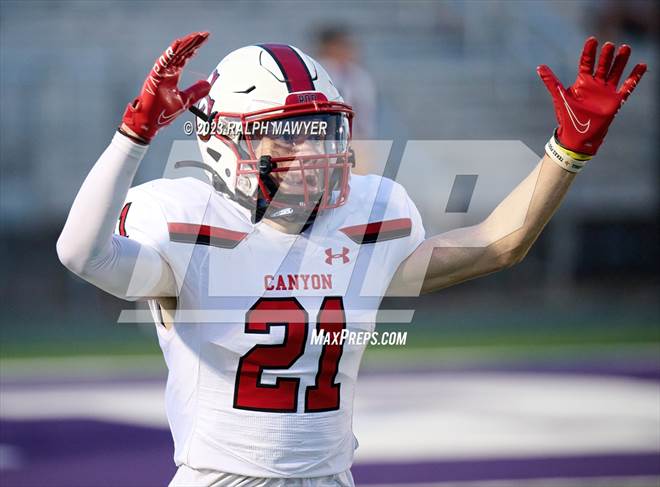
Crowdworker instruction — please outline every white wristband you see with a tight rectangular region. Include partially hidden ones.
[545,135,591,173]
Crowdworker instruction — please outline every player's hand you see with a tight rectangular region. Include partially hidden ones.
[121,32,211,144]
[537,36,646,156]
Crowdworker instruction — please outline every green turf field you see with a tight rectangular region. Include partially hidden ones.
[2,304,657,361]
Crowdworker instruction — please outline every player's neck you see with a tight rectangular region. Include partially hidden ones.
[261,217,306,235]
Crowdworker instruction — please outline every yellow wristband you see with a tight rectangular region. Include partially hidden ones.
[545,135,591,173]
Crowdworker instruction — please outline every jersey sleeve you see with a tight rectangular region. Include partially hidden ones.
[377,182,427,297]
[57,132,176,301]
[354,177,426,297]
[113,186,177,299]
[385,180,426,262]
[402,186,426,259]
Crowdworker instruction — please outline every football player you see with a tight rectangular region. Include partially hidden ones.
[56,32,646,486]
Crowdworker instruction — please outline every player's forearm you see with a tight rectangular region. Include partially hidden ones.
[56,132,148,274]
[480,154,575,265]
[394,155,574,295]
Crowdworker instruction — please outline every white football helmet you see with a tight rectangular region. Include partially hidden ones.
[195,44,354,223]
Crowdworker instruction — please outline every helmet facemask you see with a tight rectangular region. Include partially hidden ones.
[208,101,354,225]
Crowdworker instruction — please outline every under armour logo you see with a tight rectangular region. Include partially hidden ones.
[325,247,350,265]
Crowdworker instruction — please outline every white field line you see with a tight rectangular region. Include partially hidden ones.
[1,371,658,460]
[363,342,660,361]
[0,354,166,379]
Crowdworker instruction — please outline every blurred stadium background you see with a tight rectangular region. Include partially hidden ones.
[1,0,658,486]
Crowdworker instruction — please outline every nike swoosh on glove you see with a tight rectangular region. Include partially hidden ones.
[122,32,211,143]
[537,36,647,156]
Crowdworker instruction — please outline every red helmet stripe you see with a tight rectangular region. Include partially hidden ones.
[259,44,314,93]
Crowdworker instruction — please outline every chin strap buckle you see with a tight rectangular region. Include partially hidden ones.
[347,148,356,167]
[259,155,275,175]
[258,155,280,202]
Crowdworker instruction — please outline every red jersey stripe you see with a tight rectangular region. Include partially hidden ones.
[168,223,248,249]
[341,218,412,237]
[340,218,412,244]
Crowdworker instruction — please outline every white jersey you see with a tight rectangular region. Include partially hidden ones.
[57,132,424,479]
[118,174,424,477]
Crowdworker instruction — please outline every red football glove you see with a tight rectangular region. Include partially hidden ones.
[121,32,211,143]
[537,36,646,156]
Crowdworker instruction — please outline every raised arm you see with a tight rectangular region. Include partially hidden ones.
[56,32,211,300]
[389,37,647,295]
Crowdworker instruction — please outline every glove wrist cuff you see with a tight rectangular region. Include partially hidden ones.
[545,131,592,173]
[117,126,150,145]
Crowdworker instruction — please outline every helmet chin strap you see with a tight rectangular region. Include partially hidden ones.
[258,156,280,199]
[174,160,228,192]
[189,105,210,123]
[255,155,320,229]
